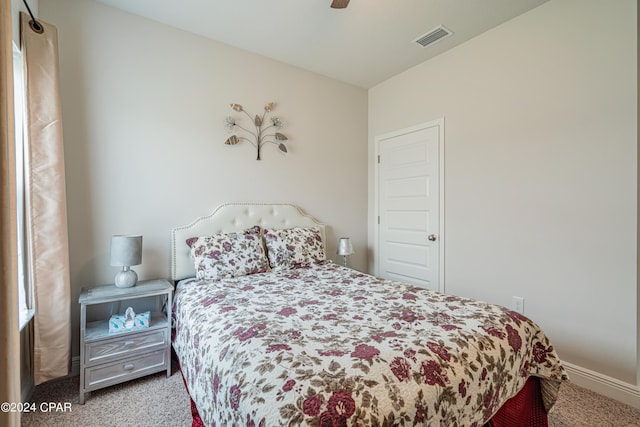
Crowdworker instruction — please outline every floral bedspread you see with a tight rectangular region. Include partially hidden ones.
[172,262,567,427]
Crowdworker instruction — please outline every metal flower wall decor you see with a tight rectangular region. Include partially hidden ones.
[224,102,288,160]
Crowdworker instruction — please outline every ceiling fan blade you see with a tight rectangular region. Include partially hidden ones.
[331,0,350,9]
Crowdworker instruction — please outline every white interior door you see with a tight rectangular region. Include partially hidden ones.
[377,120,443,291]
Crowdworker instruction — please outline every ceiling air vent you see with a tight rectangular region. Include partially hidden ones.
[414,25,452,48]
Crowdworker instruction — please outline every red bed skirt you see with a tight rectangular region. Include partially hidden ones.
[179,365,546,427]
[485,376,548,427]
[179,366,206,427]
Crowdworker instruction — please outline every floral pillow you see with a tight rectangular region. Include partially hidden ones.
[262,227,325,271]
[186,226,269,281]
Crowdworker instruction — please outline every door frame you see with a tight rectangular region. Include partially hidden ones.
[374,118,445,292]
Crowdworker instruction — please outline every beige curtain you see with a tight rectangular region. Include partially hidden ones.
[1,1,21,426]
[20,12,71,384]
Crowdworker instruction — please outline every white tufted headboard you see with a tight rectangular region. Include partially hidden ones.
[171,202,326,281]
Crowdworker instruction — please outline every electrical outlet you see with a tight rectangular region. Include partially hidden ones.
[512,296,525,314]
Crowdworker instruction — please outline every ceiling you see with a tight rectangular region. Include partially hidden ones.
[94,0,548,89]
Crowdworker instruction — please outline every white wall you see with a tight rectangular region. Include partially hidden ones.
[369,0,637,384]
[39,0,368,359]
[10,0,33,43]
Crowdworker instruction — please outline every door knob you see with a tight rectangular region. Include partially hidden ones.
[428,234,437,241]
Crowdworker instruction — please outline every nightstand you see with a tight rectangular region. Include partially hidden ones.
[78,279,173,404]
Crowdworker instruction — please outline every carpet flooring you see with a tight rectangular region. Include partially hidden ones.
[21,359,640,426]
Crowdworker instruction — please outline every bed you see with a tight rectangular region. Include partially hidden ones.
[170,202,568,426]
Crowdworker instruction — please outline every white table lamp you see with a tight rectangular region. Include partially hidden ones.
[110,235,142,288]
[337,237,354,267]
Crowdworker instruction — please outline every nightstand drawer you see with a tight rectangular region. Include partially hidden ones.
[84,349,168,391]
[85,329,168,366]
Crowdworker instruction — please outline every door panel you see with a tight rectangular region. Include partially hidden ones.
[378,122,441,290]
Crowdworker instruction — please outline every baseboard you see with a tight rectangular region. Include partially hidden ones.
[21,377,34,403]
[562,361,640,409]
[70,356,80,377]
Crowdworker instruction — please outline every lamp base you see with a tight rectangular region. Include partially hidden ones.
[114,267,138,288]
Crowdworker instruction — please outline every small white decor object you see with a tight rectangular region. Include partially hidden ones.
[110,235,143,288]
[337,237,354,267]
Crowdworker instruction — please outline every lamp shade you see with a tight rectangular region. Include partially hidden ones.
[110,235,142,267]
[337,237,354,256]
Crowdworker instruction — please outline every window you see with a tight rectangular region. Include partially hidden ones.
[13,40,33,331]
